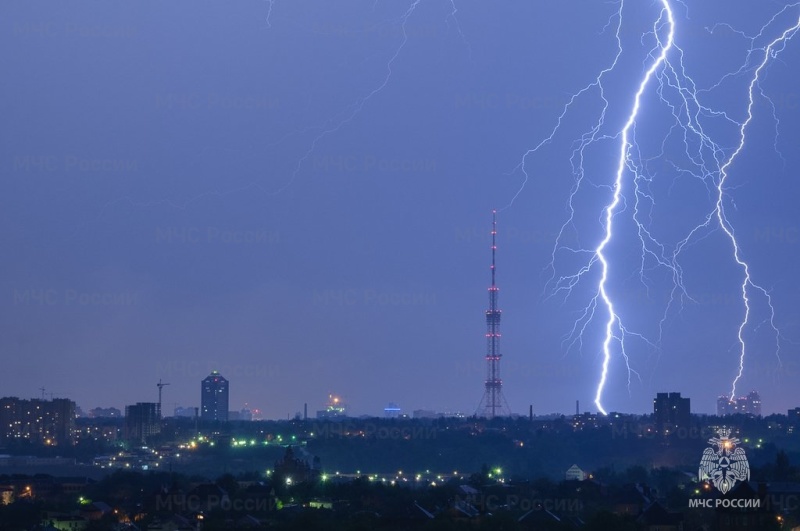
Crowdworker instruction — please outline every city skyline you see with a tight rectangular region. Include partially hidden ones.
[3,384,778,420]
[2,2,799,418]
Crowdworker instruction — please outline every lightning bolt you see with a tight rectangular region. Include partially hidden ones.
[274,0,423,195]
[592,0,675,415]
[71,0,428,234]
[508,1,798,414]
[508,1,676,415]
[275,0,471,194]
[265,0,275,28]
[700,8,800,399]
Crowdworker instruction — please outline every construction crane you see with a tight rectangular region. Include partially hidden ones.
[157,379,170,419]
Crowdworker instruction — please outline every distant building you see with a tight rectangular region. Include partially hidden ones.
[89,407,122,418]
[0,397,76,446]
[717,396,734,416]
[228,408,253,421]
[717,391,761,417]
[565,464,587,481]
[274,446,320,483]
[316,395,346,419]
[788,407,800,424]
[572,412,599,431]
[745,391,762,416]
[410,409,464,419]
[174,406,198,418]
[384,403,401,418]
[125,402,160,444]
[48,398,76,444]
[653,392,690,434]
[201,371,229,422]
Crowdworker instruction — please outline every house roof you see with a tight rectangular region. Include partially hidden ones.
[638,501,683,525]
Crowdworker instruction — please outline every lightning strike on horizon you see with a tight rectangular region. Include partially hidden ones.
[662,3,800,401]
[702,10,800,399]
[591,0,675,415]
[508,0,676,416]
[508,1,797,414]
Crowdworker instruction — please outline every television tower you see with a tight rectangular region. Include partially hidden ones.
[477,210,510,418]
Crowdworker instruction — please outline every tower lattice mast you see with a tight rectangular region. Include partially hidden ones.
[477,210,510,418]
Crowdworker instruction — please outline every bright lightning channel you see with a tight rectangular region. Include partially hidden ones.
[509,1,677,415]
[509,1,797,415]
[592,1,675,415]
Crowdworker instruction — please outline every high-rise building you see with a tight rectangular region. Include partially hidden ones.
[717,391,761,417]
[48,398,76,444]
[717,396,734,416]
[124,402,161,444]
[201,371,229,422]
[653,392,690,434]
[0,397,76,446]
[740,391,761,416]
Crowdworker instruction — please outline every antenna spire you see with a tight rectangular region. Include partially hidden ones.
[491,209,497,287]
[476,209,510,418]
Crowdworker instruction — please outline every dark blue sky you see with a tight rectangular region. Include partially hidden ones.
[2,1,799,417]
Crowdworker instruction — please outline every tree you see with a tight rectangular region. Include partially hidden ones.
[623,465,649,484]
[775,450,793,481]
[583,510,639,531]
[215,473,239,497]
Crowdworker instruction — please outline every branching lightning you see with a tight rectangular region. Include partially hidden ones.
[77,0,476,233]
[273,0,422,196]
[589,1,675,415]
[56,0,795,412]
[508,1,799,413]
[75,1,428,231]
[701,10,800,399]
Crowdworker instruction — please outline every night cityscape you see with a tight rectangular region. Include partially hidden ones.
[3,1,800,530]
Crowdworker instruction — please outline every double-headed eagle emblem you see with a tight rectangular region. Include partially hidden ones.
[698,428,750,494]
